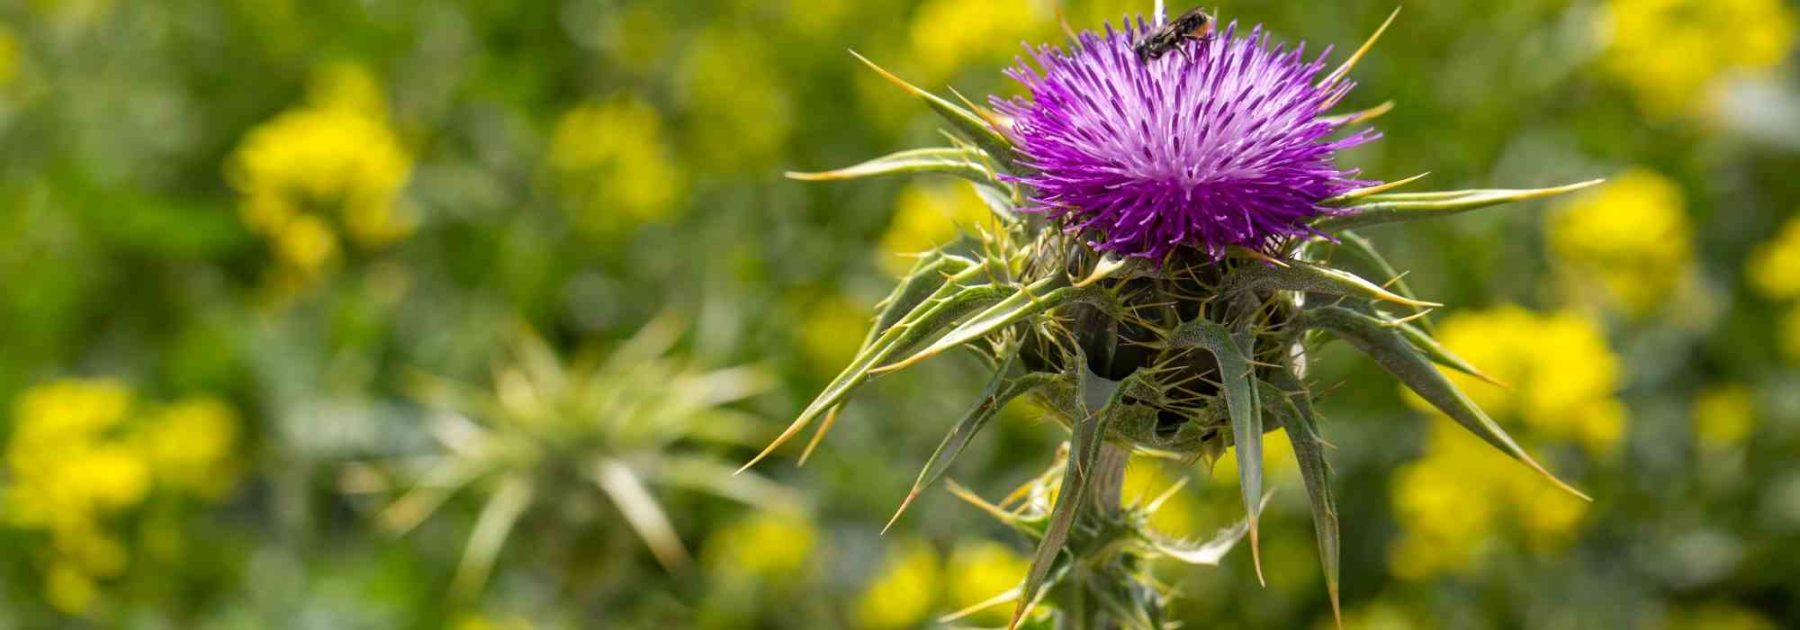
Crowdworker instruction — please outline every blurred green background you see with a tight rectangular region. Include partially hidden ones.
[1,0,1798,627]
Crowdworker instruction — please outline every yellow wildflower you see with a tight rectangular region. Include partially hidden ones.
[1693,384,1757,448]
[549,97,685,236]
[4,380,240,614]
[856,540,941,630]
[879,182,995,275]
[1747,216,1800,301]
[1598,0,1797,115]
[1411,306,1626,456]
[909,0,1052,82]
[797,293,873,375]
[1549,169,1693,317]
[1781,306,1800,364]
[0,26,19,87]
[1662,604,1778,630]
[681,27,792,173]
[227,62,413,281]
[944,541,1029,626]
[704,509,819,579]
[1122,457,1205,537]
[137,397,241,498]
[1390,306,1625,578]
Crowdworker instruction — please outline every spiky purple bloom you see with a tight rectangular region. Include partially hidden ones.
[997,20,1378,260]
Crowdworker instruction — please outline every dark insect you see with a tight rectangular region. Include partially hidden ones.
[1132,7,1216,63]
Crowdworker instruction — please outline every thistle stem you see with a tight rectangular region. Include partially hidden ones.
[1058,442,1132,630]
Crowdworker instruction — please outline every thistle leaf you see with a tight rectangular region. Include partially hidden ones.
[1321,172,1429,206]
[1300,306,1588,500]
[871,275,1081,375]
[1322,6,1401,87]
[1393,319,1503,386]
[1143,495,1260,565]
[740,278,1010,473]
[1165,319,1266,584]
[1011,373,1125,630]
[850,51,1016,168]
[451,474,535,598]
[885,357,1054,533]
[1227,258,1441,308]
[1333,230,1433,331]
[1313,180,1603,231]
[1263,371,1342,628]
[785,147,996,185]
[593,459,692,572]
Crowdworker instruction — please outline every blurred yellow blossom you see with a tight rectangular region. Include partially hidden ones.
[681,26,792,174]
[1598,0,1796,116]
[1123,457,1205,537]
[909,0,1052,82]
[784,0,856,40]
[704,509,818,579]
[1409,306,1627,456]
[1745,216,1800,363]
[453,614,535,630]
[945,541,1029,626]
[856,540,941,630]
[879,182,996,275]
[1335,601,1423,630]
[797,292,872,374]
[1389,428,1589,578]
[136,397,241,498]
[549,97,685,236]
[4,379,240,615]
[0,26,19,87]
[227,62,413,285]
[1389,306,1625,578]
[1661,604,1778,630]
[1747,216,1800,301]
[1693,384,1757,448]
[1549,169,1694,317]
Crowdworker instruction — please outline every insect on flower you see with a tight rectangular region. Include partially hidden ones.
[1132,6,1216,62]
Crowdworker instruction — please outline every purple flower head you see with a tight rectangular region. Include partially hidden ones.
[996,18,1378,260]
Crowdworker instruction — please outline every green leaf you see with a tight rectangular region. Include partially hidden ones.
[1312,180,1603,232]
[1012,371,1125,630]
[786,147,996,185]
[1165,319,1266,583]
[1142,496,1259,565]
[451,473,535,598]
[1226,258,1441,308]
[884,353,1054,532]
[740,275,1011,473]
[871,274,1084,375]
[593,459,691,572]
[1333,230,1433,331]
[1300,306,1588,500]
[851,51,1016,168]
[1263,370,1341,628]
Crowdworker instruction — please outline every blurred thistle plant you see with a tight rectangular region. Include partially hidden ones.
[343,318,794,599]
[763,4,1605,626]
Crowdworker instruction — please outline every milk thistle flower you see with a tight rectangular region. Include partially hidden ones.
[768,5,1600,626]
[1000,22,1374,260]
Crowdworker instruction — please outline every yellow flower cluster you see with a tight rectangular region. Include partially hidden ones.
[549,97,684,237]
[878,182,997,275]
[908,0,1053,82]
[1693,384,1757,448]
[1389,307,1625,578]
[1549,169,1694,317]
[681,26,792,174]
[227,62,413,284]
[853,538,1031,629]
[703,509,819,579]
[5,379,239,614]
[1747,215,1800,362]
[1598,0,1796,116]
